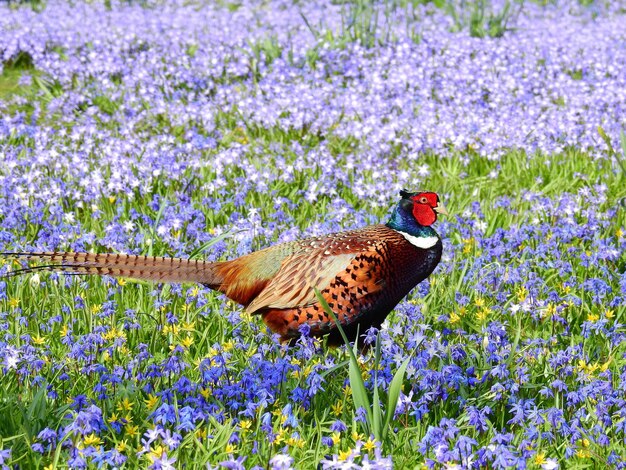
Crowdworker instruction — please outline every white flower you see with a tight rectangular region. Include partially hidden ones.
[475,220,488,232]
[4,347,19,370]
[417,164,430,177]
[542,458,559,470]
[269,453,294,470]
[29,273,41,288]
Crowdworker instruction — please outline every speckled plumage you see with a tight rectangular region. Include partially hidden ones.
[2,191,444,345]
[251,224,442,345]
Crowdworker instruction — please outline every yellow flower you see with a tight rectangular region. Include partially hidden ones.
[299,365,312,378]
[118,278,127,286]
[533,452,546,465]
[223,339,234,352]
[91,304,102,314]
[83,433,102,447]
[200,387,212,399]
[476,308,491,321]
[586,313,599,322]
[108,413,120,423]
[32,335,46,346]
[148,445,165,462]
[195,427,207,440]
[363,437,376,452]
[515,286,528,302]
[8,297,20,308]
[181,336,194,349]
[351,431,364,442]
[60,325,70,338]
[474,297,485,308]
[239,420,252,432]
[286,436,305,448]
[117,397,134,412]
[145,394,159,410]
[126,425,139,437]
[449,312,461,324]
[116,440,129,453]
[331,401,343,416]
[225,443,237,454]
[191,286,200,296]
[462,238,475,254]
[338,450,352,461]
[616,228,624,238]
[576,449,591,458]
[331,432,341,446]
[275,428,286,444]
[605,309,614,319]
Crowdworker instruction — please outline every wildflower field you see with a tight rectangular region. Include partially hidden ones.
[1,0,626,468]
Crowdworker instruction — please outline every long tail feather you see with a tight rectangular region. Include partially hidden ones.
[1,252,222,285]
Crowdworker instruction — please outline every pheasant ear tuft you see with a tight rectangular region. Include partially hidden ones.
[400,189,415,199]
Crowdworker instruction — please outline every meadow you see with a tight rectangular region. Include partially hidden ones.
[0,0,625,468]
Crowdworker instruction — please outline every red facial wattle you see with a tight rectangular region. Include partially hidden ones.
[412,203,437,226]
[411,192,439,226]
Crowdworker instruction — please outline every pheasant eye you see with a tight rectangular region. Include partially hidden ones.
[419,196,428,204]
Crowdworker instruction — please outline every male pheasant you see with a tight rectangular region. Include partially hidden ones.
[2,190,445,345]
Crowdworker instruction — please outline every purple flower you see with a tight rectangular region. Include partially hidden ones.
[150,452,176,470]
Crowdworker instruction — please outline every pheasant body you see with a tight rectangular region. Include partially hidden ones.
[257,225,442,345]
[2,191,445,345]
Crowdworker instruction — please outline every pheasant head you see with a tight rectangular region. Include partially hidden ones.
[387,189,446,233]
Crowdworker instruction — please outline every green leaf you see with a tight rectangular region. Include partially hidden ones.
[371,335,383,441]
[314,288,372,434]
[188,229,236,260]
[382,356,411,443]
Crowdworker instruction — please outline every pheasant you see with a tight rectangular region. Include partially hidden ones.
[2,190,446,346]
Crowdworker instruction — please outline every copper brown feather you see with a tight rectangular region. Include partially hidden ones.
[1,191,446,346]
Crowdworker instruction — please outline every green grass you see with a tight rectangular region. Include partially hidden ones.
[0,1,625,464]
[1,141,624,467]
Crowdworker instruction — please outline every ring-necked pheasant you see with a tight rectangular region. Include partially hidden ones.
[2,190,445,345]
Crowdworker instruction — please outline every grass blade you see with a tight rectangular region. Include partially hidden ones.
[382,356,411,443]
[314,288,372,434]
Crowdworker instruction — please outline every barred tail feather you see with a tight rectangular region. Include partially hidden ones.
[1,252,222,285]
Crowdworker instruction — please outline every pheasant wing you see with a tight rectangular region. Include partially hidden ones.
[245,236,388,315]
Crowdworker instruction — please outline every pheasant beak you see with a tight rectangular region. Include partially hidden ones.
[434,202,448,216]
